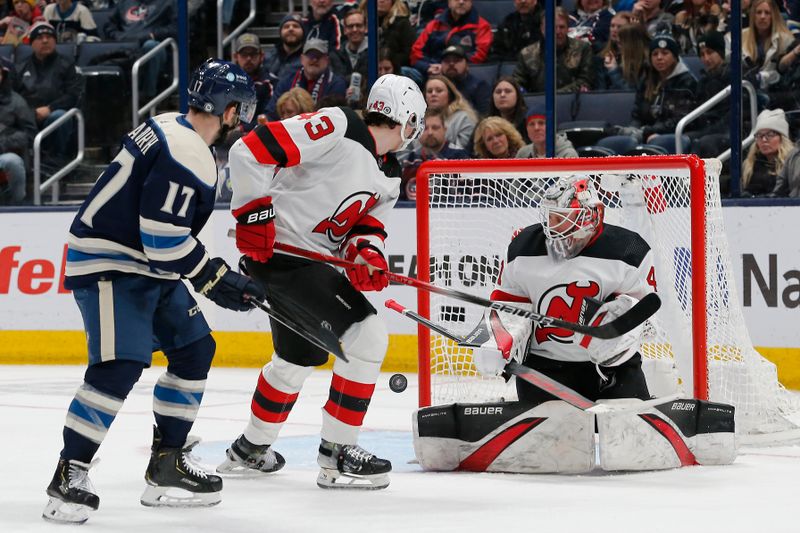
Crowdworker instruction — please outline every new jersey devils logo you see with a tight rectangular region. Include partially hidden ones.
[312,191,380,243]
[535,281,600,344]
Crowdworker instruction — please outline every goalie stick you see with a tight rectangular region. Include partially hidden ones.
[246,297,348,362]
[384,299,678,413]
[223,232,661,340]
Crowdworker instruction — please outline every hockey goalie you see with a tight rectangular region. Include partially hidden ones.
[413,176,737,474]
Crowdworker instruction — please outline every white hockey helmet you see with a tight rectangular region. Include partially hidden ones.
[540,176,604,259]
[366,74,427,150]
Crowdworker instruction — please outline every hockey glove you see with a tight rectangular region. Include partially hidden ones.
[190,257,265,312]
[232,196,275,263]
[344,241,389,292]
[578,295,644,366]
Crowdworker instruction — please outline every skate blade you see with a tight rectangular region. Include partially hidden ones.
[216,456,283,478]
[42,497,92,524]
[316,468,390,490]
[140,484,221,508]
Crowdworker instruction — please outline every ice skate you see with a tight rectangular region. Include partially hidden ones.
[42,458,99,524]
[140,426,222,508]
[216,434,286,477]
[316,439,391,490]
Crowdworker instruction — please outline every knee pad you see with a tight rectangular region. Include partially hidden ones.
[340,314,388,365]
[265,353,315,391]
[84,359,145,399]
[165,334,216,381]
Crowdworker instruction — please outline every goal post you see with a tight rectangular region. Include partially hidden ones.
[414,155,800,442]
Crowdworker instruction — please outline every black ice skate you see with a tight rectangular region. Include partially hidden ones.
[316,439,391,490]
[141,426,222,508]
[42,458,100,524]
[216,434,286,477]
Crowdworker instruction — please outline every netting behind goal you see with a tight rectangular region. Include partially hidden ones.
[415,156,800,442]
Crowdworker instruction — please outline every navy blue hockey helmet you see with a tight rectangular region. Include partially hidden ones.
[188,58,257,123]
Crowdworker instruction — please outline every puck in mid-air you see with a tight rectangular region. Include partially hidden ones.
[389,373,407,393]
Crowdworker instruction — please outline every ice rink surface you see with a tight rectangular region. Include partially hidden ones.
[2,364,800,533]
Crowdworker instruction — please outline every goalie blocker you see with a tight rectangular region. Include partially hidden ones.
[413,398,736,473]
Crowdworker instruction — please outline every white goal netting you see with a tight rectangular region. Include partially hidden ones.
[417,157,800,442]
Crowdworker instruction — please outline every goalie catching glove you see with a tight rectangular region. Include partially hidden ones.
[578,294,644,366]
[472,309,533,377]
[343,239,389,292]
[232,196,275,262]
[190,257,265,311]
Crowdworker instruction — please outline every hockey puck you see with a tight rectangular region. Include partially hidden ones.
[389,373,407,393]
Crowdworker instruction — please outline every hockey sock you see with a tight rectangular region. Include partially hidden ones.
[62,360,144,462]
[244,354,313,445]
[155,336,216,448]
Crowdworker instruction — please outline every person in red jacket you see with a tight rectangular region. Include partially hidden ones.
[410,0,492,80]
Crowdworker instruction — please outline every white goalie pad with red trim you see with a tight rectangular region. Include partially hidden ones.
[597,398,737,471]
[412,400,595,474]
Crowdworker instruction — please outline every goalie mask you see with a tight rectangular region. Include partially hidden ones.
[540,177,604,259]
[366,74,427,151]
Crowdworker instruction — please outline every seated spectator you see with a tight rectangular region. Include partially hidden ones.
[718,0,750,33]
[488,76,528,139]
[772,146,800,197]
[688,31,730,159]
[14,22,83,164]
[631,0,674,35]
[303,0,342,51]
[569,0,615,53]
[473,116,525,158]
[232,33,273,132]
[490,0,543,62]
[43,0,98,43]
[400,108,469,200]
[424,74,478,149]
[266,38,347,120]
[276,87,316,119]
[0,57,36,205]
[513,7,594,93]
[629,34,697,153]
[378,46,401,75]
[673,0,722,54]
[104,0,177,100]
[331,8,368,81]
[263,13,305,82]
[516,104,578,158]
[595,19,650,91]
[412,0,447,30]
[360,0,415,68]
[0,0,44,45]
[440,44,491,116]
[742,108,794,197]
[410,0,493,81]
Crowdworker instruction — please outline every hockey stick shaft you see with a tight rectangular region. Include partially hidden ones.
[384,299,680,413]
[247,297,348,362]
[269,240,660,339]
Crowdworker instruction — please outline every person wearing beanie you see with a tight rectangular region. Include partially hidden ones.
[742,108,795,197]
[687,30,732,163]
[628,32,697,153]
[264,13,305,80]
[516,104,578,159]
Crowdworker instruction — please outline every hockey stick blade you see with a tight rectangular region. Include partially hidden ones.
[229,235,661,339]
[247,297,348,362]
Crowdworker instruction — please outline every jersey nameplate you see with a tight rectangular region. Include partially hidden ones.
[128,123,160,156]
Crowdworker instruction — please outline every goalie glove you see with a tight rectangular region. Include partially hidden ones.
[343,239,389,292]
[232,196,275,263]
[578,294,644,366]
[190,257,266,312]
[473,309,532,377]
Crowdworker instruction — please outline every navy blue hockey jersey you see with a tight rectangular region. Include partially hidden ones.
[64,113,217,289]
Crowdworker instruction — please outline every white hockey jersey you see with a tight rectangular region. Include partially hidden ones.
[228,106,400,258]
[491,223,657,363]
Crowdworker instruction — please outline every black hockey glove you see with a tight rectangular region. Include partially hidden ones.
[190,257,265,312]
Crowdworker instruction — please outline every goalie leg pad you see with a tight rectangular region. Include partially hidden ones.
[413,400,595,474]
[597,398,737,471]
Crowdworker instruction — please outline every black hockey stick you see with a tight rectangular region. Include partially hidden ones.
[238,236,662,340]
[247,297,348,362]
[385,300,678,412]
